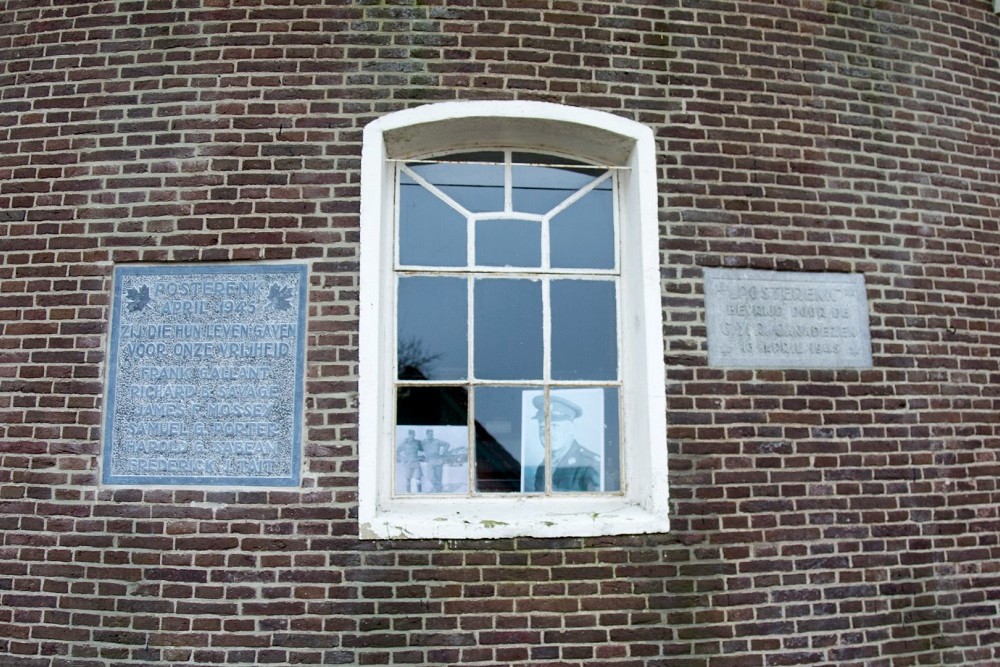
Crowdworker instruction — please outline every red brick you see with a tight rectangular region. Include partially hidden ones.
[2,1,1000,665]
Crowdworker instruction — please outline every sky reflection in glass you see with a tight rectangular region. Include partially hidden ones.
[550,189,615,270]
[512,163,605,215]
[474,278,543,380]
[409,162,504,213]
[551,280,617,381]
[476,218,541,268]
[397,276,467,381]
[396,152,622,497]
[399,173,466,267]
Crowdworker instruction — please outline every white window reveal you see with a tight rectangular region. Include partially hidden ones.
[359,101,668,539]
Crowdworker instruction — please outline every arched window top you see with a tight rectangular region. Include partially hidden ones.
[364,100,653,166]
[358,101,668,540]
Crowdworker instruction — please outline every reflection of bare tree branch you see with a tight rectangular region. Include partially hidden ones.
[397,336,442,380]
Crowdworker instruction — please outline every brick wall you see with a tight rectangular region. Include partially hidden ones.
[2,0,999,665]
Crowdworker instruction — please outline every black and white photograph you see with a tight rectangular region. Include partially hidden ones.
[520,388,605,493]
[394,425,469,495]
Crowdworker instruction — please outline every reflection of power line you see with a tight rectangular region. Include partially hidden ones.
[401,183,611,192]
[393,158,618,170]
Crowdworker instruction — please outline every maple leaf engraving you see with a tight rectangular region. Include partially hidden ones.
[268,284,293,311]
[125,285,150,312]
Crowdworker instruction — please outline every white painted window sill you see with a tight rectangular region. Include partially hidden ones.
[359,495,670,540]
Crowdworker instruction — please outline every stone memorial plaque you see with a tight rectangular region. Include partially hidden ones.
[103,264,307,486]
[704,268,872,369]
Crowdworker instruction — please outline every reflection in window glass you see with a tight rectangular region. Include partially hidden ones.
[511,152,595,169]
[393,151,623,500]
[550,188,615,270]
[408,162,504,213]
[397,276,467,381]
[601,387,621,493]
[395,385,468,426]
[475,218,541,268]
[550,280,617,381]
[399,173,467,267]
[474,278,543,380]
[474,386,530,493]
[395,386,469,496]
[512,164,604,215]
[436,151,505,164]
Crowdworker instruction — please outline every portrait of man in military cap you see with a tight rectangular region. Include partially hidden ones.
[521,388,604,493]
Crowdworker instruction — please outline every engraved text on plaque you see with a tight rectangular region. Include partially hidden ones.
[705,268,872,369]
[103,264,307,486]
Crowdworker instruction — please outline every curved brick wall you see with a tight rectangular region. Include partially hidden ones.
[2,1,1000,665]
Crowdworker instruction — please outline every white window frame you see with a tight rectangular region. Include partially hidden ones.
[358,101,668,539]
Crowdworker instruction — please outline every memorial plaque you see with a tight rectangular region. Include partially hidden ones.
[103,264,307,486]
[705,268,872,369]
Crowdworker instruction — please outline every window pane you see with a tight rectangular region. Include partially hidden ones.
[475,218,541,268]
[550,188,615,270]
[545,387,606,493]
[399,173,467,267]
[551,279,617,381]
[397,276,467,381]
[601,387,621,493]
[474,278,542,380]
[512,152,591,169]
[409,161,504,213]
[512,164,605,216]
[395,386,469,495]
[436,151,505,164]
[474,386,534,493]
[519,388,546,493]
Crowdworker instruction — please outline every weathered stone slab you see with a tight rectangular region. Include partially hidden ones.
[704,268,872,369]
[103,264,307,486]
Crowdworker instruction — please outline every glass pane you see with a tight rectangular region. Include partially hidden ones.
[550,279,617,381]
[550,188,615,270]
[395,386,469,495]
[399,172,467,267]
[475,218,541,268]
[546,387,606,493]
[437,151,505,164]
[474,386,534,493]
[397,276,467,381]
[512,164,605,216]
[474,278,543,380]
[601,387,621,493]
[512,152,591,169]
[408,161,504,213]
[519,388,546,493]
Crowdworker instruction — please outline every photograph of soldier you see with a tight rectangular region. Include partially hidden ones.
[394,425,469,494]
[395,428,423,493]
[522,389,603,492]
[422,428,451,493]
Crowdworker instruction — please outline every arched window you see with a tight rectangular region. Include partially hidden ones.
[358,101,668,539]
